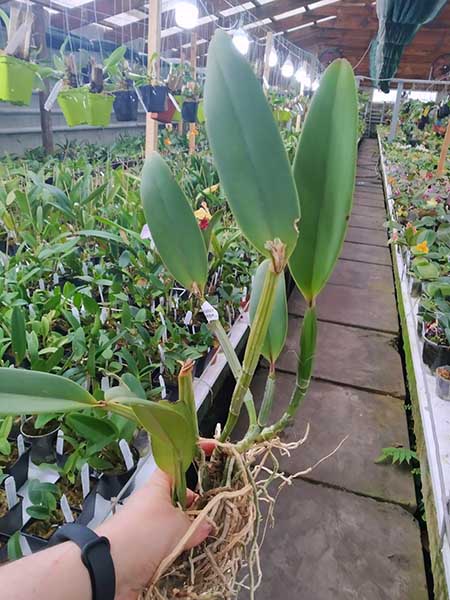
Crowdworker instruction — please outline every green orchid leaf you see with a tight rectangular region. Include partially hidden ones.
[204,30,300,259]
[202,209,223,252]
[11,306,27,365]
[249,259,287,364]
[66,413,118,445]
[289,59,358,304]
[141,153,208,293]
[0,368,97,415]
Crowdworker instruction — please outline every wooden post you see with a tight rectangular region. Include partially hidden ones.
[145,0,162,158]
[33,5,54,154]
[437,119,450,176]
[262,32,273,87]
[188,32,197,156]
[295,113,301,132]
[178,49,184,136]
[388,81,403,143]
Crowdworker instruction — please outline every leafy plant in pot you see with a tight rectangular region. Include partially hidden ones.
[131,53,168,113]
[103,46,139,122]
[0,6,38,106]
[422,316,450,371]
[0,30,358,598]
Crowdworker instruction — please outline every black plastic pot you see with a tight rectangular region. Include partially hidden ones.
[74,486,97,526]
[422,337,450,372]
[113,90,138,121]
[6,447,30,490]
[96,446,139,501]
[20,419,60,466]
[182,100,198,123]
[409,276,422,298]
[417,318,423,339]
[0,498,23,536]
[140,85,167,112]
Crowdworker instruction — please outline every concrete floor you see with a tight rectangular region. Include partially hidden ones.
[237,139,428,600]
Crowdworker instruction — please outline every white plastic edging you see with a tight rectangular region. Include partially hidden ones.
[85,309,250,528]
[378,134,450,592]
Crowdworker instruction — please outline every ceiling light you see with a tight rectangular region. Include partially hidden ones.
[274,6,306,20]
[175,1,199,29]
[308,0,340,9]
[268,48,278,67]
[232,28,250,55]
[281,56,294,78]
[295,66,307,83]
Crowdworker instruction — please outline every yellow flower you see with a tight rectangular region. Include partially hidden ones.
[194,202,212,230]
[203,183,220,195]
[426,198,437,207]
[414,241,429,254]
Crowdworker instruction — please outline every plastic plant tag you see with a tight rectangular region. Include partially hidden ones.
[184,310,193,326]
[19,535,32,557]
[71,306,80,323]
[101,377,110,392]
[56,430,64,456]
[38,279,45,291]
[53,273,59,286]
[159,375,167,399]
[100,307,108,324]
[17,434,25,457]
[58,262,65,274]
[201,301,219,322]
[61,495,75,523]
[81,463,90,499]
[5,477,17,509]
[119,439,134,471]
[82,263,88,276]
[28,304,36,319]
[44,80,63,111]
[169,93,181,112]
[134,84,147,112]
[158,343,165,363]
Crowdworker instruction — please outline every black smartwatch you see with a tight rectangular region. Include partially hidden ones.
[50,524,116,600]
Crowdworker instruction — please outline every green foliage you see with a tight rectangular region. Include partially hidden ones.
[204,30,300,259]
[141,153,208,294]
[11,306,26,365]
[249,259,287,364]
[26,480,60,521]
[289,59,358,303]
[376,446,418,466]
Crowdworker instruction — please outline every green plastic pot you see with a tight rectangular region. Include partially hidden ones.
[57,88,88,127]
[172,95,183,123]
[274,109,291,123]
[0,55,37,106]
[197,100,205,124]
[86,92,114,127]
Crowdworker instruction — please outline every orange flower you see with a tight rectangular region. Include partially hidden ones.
[194,201,212,230]
[414,241,429,254]
[164,137,171,146]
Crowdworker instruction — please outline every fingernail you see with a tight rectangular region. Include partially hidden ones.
[199,520,213,537]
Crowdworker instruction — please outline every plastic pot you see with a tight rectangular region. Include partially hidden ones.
[0,498,23,536]
[6,447,30,490]
[0,55,37,106]
[57,88,88,127]
[436,366,450,401]
[20,418,59,466]
[422,337,450,372]
[86,92,114,127]
[113,90,138,121]
[140,85,168,112]
[153,95,177,123]
[96,447,139,501]
[409,276,422,298]
[182,100,198,123]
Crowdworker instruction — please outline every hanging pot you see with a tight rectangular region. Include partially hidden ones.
[20,418,59,466]
[57,88,88,127]
[140,84,168,112]
[182,99,198,123]
[113,89,138,121]
[152,94,177,123]
[86,92,114,127]
[0,55,37,106]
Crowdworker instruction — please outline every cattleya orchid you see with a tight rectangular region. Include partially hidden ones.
[194,202,212,230]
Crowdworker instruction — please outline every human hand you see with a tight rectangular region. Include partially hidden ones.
[96,439,216,600]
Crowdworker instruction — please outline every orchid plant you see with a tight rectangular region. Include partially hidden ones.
[0,31,357,510]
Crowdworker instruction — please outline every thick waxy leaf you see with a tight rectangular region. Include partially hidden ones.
[141,153,208,293]
[249,259,287,364]
[11,306,26,365]
[133,401,196,475]
[0,368,97,415]
[204,30,300,259]
[289,59,357,303]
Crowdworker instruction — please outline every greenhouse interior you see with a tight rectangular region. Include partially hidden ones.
[0,0,450,598]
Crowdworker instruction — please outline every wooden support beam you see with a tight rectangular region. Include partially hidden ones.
[145,0,161,158]
[437,120,450,176]
[189,31,197,156]
[33,4,54,155]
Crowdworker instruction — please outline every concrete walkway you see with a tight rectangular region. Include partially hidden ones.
[238,139,428,599]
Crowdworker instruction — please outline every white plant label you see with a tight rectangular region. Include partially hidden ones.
[60,495,75,523]
[58,262,66,274]
[169,93,181,112]
[159,375,167,399]
[17,434,25,457]
[119,439,134,471]
[19,535,32,557]
[38,278,45,291]
[158,343,165,363]
[184,310,193,326]
[100,307,108,324]
[134,84,147,112]
[101,376,110,392]
[44,80,63,111]
[81,463,90,499]
[71,306,81,323]
[53,272,59,286]
[201,301,219,322]
[5,477,17,509]
[56,430,64,455]
[28,304,36,319]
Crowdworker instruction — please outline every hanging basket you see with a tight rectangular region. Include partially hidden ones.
[113,89,138,121]
[86,92,114,127]
[0,55,37,106]
[181,99,198,123]
[57,88,88,127]
[140,84,168,112]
